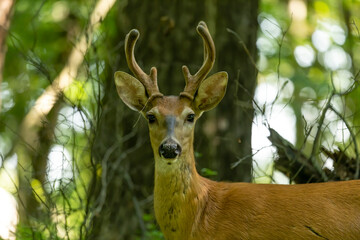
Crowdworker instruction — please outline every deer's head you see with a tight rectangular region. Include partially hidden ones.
[115,22,228,168]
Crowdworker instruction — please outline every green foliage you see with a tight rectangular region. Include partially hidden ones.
[16,223,62,240]
[140,214,164,240]
[252,0,360,183]
[201,167,218,177]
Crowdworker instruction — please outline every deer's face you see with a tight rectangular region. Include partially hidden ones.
[144,96,196,164]
[115,70,227,165]
[114,21,228,166]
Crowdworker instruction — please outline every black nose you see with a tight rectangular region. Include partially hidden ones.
[159,139,182,159]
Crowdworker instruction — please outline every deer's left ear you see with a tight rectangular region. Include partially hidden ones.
[194,71,228,112]
[114,71,148,111]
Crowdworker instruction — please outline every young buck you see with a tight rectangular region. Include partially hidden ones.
[115,22,360,240]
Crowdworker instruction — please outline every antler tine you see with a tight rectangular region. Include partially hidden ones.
[125,29,163,99]
[199,21,209,62]
[180,21,215,100]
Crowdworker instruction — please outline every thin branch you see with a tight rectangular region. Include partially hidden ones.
[19,0,116,148]
[329,105,360,178]
[309,91,334,182]
[125,172,146,239]
[14,0,117,229]
[226,28,259,72]
[231,145,271,169]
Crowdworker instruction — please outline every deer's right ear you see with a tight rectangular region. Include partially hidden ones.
[194,72,228,112]
[114,71,148,111]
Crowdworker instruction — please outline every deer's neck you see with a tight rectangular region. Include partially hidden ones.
[154,150,209,239]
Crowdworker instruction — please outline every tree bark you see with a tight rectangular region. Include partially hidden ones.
[213,0,259,182]
[87,1,259,239]
[88,2,208,239]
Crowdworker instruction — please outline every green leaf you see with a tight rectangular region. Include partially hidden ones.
[201,168,218,177]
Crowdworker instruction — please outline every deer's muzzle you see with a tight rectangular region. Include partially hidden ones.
[159,139,182,159]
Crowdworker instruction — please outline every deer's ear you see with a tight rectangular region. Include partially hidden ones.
[114,71,148,111]
[194,72,228,112]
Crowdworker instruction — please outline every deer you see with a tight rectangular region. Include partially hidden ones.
[114,21,360,240]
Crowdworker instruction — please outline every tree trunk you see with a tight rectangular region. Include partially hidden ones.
[213,0,259,182]
[87,0,259,238]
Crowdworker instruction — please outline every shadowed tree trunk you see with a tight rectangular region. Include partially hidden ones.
[87,2,207,239]
[212,0,259,182]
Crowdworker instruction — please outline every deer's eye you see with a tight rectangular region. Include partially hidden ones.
[186,114,195,123]
[146,114,156,124]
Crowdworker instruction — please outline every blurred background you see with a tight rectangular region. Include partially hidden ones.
[0,0,359,239]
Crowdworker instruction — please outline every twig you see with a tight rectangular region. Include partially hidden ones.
[270,17,291,117]
[14,0,117,233]
[309,91,335,182]
[125,172,147,239]
[231,145,271,169]
[329,105,360,178]
[226,28,259,72]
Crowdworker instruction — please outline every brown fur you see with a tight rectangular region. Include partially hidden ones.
[114,80,360,239]
[114,44,360,239]
[144,97,360,240]
[153,138,360,239]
